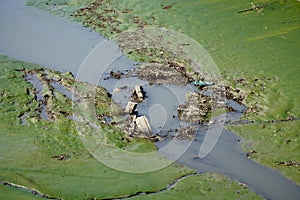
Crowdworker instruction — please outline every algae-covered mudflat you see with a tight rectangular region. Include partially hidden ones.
[1,0,300,199]
[27,0,299,182]
[0,54,261,199]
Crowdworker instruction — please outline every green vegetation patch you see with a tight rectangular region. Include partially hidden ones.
[26,0,95,17]
[229,120,300,184]
[0,184,44,200]
[131,173,262,200]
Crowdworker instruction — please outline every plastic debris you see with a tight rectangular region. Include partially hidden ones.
[194,80,215,87]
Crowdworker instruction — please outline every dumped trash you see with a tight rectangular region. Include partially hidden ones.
[194,80,215,88]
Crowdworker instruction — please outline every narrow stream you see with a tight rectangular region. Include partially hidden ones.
[0,181,61,200]
[0,1,299,200]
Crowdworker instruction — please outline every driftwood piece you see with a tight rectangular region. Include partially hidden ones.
[238,1,270,13]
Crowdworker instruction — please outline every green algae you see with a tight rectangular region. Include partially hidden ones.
[131,174,262,200]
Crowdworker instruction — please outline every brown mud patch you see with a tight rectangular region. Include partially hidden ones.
[134,63,190,85]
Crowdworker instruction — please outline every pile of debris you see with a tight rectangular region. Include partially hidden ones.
[135,63,190,85]
[178,92,213,124]
[104,70,124,80]
[175,126,197,140]
[224,86,245,104]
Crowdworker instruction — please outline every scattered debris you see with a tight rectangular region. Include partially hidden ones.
[175,126,196,140]
[113,86,127,93]
[275,160,300,167]
[162,2,177,10]
[236,78,245,83]
[131,16,149,28]
[113,88,122,93]
[136,63,189,85]
[246,150,257,158]
[52,154,71,161]
[178,92,212,123]
[110,70,123,79]
[224,86,245,104]
[19,112,29,125]
[71,0,122,36]
[284,139,291,144]
[286,115,295,121]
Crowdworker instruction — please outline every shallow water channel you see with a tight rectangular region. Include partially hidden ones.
[0,0,300,199]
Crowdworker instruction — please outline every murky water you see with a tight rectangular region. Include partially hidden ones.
[1,1,300,199]
[157,127,300,200]
[26,74,49,120]
[0,0,109,73]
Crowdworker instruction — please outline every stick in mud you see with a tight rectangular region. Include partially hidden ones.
[238,1,270,14]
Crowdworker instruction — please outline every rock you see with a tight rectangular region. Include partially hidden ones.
[125,101,137,115]
[135,115,151,134]
[132,85,144,103]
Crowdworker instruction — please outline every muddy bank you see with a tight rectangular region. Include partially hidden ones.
[0,181,61,200]
[134,63,190,85]
[102,173,198,200]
